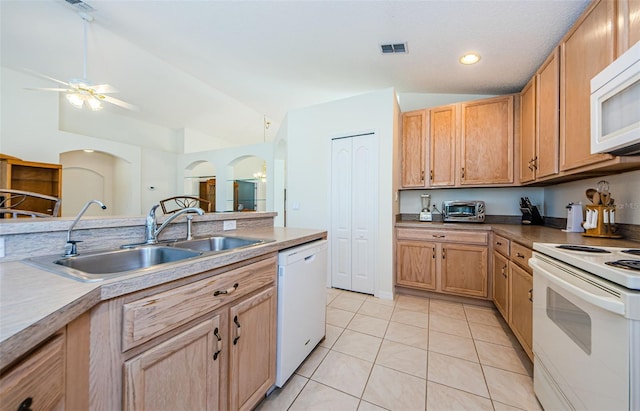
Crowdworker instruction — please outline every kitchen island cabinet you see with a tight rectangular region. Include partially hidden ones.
[396,227,489,299]
[0,332,66,411]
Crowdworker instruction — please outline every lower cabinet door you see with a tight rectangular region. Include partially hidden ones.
[229,287,276,411]
[123,316,223,411]
[440,244,488,298]
[492,252,509,320]
[396,240,437,290]
[509,262,533,360]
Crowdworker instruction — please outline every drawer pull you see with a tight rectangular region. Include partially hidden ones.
[233,315,241,345]
[17,398,33,411]
[496,241,502,246]
[432,234,446,238]
[516,253,525,259]
[214,283,239,296]
[528,289,533,303]
[213,327,222,360]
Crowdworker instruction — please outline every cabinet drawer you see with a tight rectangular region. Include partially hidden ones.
[397,228,488,245]
[122,255,277,351]
[0,333,65,411]
[493,234,510,257]
[510,243,533,273]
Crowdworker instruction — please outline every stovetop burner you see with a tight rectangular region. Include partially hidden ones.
[622,249,640,257]
[605,260,640,271]
[556,245,611,253]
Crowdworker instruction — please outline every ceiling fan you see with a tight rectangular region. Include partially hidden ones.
[26,12,138,112]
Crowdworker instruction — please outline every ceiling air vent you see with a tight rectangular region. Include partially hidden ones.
[380,43,408,54]
[65,0,95,12]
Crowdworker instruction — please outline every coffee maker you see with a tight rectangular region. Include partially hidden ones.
[519,197,543,225]
[419,194,432,221]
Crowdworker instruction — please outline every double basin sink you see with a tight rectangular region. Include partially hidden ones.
[26,236,269,282]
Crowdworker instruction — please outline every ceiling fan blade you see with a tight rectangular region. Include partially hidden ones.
[100,95,139,111]
[91,84,119,94]
[23,69,71,87]
[24,87,70,92]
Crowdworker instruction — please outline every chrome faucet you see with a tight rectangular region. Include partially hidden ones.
[144,204,204,244]
[64,199,107,256]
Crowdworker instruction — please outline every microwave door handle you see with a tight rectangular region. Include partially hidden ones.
[529,258,625,315]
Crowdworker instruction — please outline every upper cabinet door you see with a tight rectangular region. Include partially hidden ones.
[536,48,560,179]
[401,110,427,188]
[520,77,537,184]
[560,0,615,171]
[429,105,458,187]
[617,0,640,56]
[460,95,515,185]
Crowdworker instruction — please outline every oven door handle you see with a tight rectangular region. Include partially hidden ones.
[530,258,625,315]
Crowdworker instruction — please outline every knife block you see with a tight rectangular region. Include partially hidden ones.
[582,205,622,238]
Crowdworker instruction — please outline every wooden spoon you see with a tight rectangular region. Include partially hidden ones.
[591,191,601,205]
[601,192,611,206]
[586,188,597,204]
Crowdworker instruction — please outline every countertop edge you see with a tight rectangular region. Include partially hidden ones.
[0,227,326,370]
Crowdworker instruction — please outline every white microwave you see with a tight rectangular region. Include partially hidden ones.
[591,40,640,155]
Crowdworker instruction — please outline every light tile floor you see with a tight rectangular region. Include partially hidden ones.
[257,288,543,411]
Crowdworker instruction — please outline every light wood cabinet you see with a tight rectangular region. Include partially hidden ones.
[460,95,514,185]
[229,287,276,411]
[81,254,278,411]
[396,228,489,299]
[429,105,457,187]
[536,48,561,179]
[0,333,66,411]
[124,316,224,411]
[440,243,488,298]
[396,240,437,290]
[509,262,533,360]
[560,0,616,171]
[401,110,427,188]
[492,250,509,320]
[617,0,640,56]
[519,77,537,184]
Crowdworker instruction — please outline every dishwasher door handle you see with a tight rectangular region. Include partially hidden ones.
[304,254,316,263]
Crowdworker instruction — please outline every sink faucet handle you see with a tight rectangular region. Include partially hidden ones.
[64,240,82,257]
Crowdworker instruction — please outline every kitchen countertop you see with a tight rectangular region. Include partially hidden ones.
[0,226,326,370]
[395,220,640,248]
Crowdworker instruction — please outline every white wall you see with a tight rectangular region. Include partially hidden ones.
[285,88,398,299]
[400,187,545,216]
[544,170,640,224]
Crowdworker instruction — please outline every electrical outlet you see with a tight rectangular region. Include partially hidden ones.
[0,237,5,258]
[223,220,237,231]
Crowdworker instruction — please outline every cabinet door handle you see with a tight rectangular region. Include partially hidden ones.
[430,170,434,181]
[442,249,446,259]
[214,283,239,296]
[213,327,223,360]
[516,252,525,259]
[233,315,241,345]
[528,289,533,302]
[502,265,507,278]
[532,156,538,170]
[421,170,425,181]
[17,398,33,411]
[432,247,435,258]
[461,167,465,179]
[432,234,445,238]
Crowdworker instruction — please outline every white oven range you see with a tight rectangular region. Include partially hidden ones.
[529,244,640,411]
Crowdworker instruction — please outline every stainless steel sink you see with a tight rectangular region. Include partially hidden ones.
[25,246,202,282]
[171,236,267,252]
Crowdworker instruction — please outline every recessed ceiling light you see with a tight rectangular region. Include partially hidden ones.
[459,53,481,65]
[83,149,94,153]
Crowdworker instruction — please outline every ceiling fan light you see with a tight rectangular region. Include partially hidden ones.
[66,92,84,108]
[87,96,102,111]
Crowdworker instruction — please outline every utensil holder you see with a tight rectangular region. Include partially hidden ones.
[582,205,622,238]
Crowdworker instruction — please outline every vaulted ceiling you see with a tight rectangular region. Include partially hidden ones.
[1,0,590,146]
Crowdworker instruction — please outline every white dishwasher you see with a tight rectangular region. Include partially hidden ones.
[276,239,328,387]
